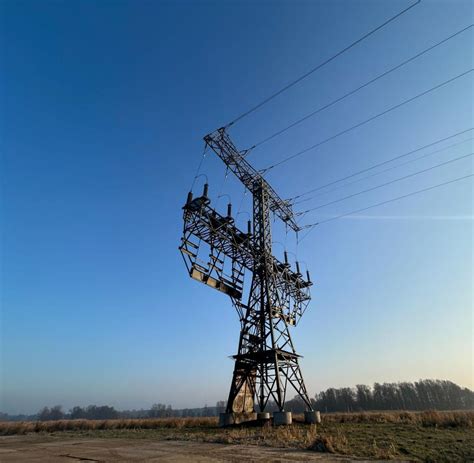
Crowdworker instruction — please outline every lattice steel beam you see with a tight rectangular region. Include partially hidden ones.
[204,128,300,232]
[180,190,311,325]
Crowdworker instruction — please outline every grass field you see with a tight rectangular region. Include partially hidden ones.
[1,411,472,461]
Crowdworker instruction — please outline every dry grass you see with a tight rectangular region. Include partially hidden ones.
[0,410,472,437]
[1,411,472,461]
[212,422,319,448]
[0,417,217,436]
[418,410,473,428]
[307,410,474,427]
[310,431,348,453]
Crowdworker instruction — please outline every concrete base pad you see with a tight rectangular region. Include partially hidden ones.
[273,411,292,425]
[219,412,257,427]
[0,434,366,462]
[218,413,234,427]
[304,411,321,424]
[257,412,271,420]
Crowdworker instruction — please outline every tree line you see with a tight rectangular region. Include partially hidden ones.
[285,379,473,413]
[2,379,472,421]
[37,405,119,421]
[31,402,226,421]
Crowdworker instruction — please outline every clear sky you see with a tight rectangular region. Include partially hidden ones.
[1,0,472,415]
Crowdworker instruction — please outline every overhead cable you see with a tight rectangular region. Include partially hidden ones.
[249,24,473,150]
[294,137,473,205]
[298,173,474,242]
[224,0,422,128]
[297,152,473,215]
[262,69,474,173]
[288,128,474,201]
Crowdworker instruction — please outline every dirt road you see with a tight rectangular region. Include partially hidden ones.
[0,435,368,462]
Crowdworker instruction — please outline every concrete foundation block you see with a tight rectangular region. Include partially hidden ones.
[304,410,321,424]
[234,412,257,424]
[257,412,271,420]
[219,413,235,427]
[219,412,257,427]
[273,411,292,425]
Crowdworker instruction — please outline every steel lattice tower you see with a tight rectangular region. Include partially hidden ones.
[226,182,312,414]
[180,128,315,420]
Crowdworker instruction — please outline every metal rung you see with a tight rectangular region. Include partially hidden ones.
[182,239,199,249]
[180,247,197,258]
[232,276,244,285]
[209,261,223,269]
[220,276,234,286]
[210,266,223,274]
[192,263,208,273]
[190,267,242,300]
[221,277,241,291]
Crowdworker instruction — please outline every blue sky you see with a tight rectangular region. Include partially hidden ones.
[1,0,472,414]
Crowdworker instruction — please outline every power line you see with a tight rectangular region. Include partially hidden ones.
[249,24,473,150]
[224,0,422,128]
[190,144,208,191]
[289,128,474,201]
[297,152,473,215]
[298,173,473,242]
[262,69,473,173]
[294,137,473,205]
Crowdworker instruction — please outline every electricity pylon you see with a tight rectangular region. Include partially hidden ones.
[180,128,315,421]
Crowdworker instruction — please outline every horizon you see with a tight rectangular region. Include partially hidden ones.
[3,377,472,417]
[1,0,472,416]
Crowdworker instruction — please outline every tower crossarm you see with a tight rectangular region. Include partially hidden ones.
[204,128,300,232]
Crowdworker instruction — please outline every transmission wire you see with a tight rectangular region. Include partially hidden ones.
[294,137,474,205]
[248,24,473,150]
[262,69,474,173]
[288,128,474,201]
[224,0,422,128]
[190,144,208,191]
[216,167,231,204]
[298,173,474,242]
[297,152,473,215]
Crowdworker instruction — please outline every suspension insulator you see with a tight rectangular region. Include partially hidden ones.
[306,270,311,283]
[203,183,209,197]
[187,191,193,204]
[227,203,232,218]
[247,220,252,235]
[296,261,301,274]
[284,251,289,265]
